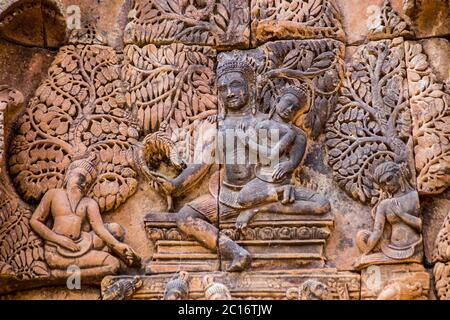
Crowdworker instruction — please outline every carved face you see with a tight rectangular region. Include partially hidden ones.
[64,168,89,193]
[164,288,186,300]
[217,72,250,111]
[208,292,230,300]
[311,283,329,300]
[378,170,401,195]
[275,93,302,122]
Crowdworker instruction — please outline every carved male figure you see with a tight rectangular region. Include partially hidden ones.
[156,59,330,272]
[355,161,423,269]
[30,157,140,278]
[156,60,259,272]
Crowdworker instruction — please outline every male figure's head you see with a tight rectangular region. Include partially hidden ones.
[163,271,189,300]
[203,275,232,300]
[216,60,256,114]
[272,85,308,122]
[63,157,97,194]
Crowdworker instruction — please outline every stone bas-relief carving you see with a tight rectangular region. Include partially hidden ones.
[30,156,141,279]
[1,0,450,300]
[102,276,143,300]
[354,161,423,269]
[144,38,344,273]
[9,26,140,214]
[0,86,49,283]
[361,264,430,300]
[251,0,345,45]
[433,209,450,300]
[102,271,360,300]
[124,0,250,49]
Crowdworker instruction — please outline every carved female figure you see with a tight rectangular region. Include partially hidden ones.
[355,161,423,269]
[234,84,331,229]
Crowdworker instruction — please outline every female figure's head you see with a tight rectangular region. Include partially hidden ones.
[271,85,308,122]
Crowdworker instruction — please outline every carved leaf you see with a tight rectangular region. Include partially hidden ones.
[326,39,412,204]
[9,32,139,213]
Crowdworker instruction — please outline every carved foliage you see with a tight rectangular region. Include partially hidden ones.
[367,0,414,41]
[123,43,217,136]
[0,86,48,280]
[251,0,345,45]
[434,262,450,300]
[229,39,345,139]
[9,30,140,212]
[124,0,249,48]
[406,41,450,195]
[326,38,413,204]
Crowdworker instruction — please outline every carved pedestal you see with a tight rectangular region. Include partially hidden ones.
[219,213,334,270]
[144,212,220,274]
[144,211,334,273]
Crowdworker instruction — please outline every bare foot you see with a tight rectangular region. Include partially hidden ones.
[235,209,259,230]
[227,248,251,272]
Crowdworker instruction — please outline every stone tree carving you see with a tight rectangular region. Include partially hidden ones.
[123,43,218,210]
[326,36,414,205]
[406,41,450,195]
[366,0,414,41]
[0,86,49,281]
[124,0,250,49]
[251,0,345,46]
[326,0,427,271]
[9,26,140,214]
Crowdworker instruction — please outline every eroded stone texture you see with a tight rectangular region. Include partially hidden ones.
[251,0,346,46]
[0,0,67,48]
[123,0,250,49]
[361,264,431,300]
[403,0,450,39]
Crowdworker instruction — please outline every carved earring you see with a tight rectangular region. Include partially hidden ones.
[251,85,257,115]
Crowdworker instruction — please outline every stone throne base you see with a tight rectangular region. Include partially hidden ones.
[101,270,360,300]
[144,212,334,274]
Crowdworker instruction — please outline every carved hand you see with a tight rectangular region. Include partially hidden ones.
[57,236,81,252]
[114,243,141,267]
[273,162,291,181]
[156,176,177,195]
